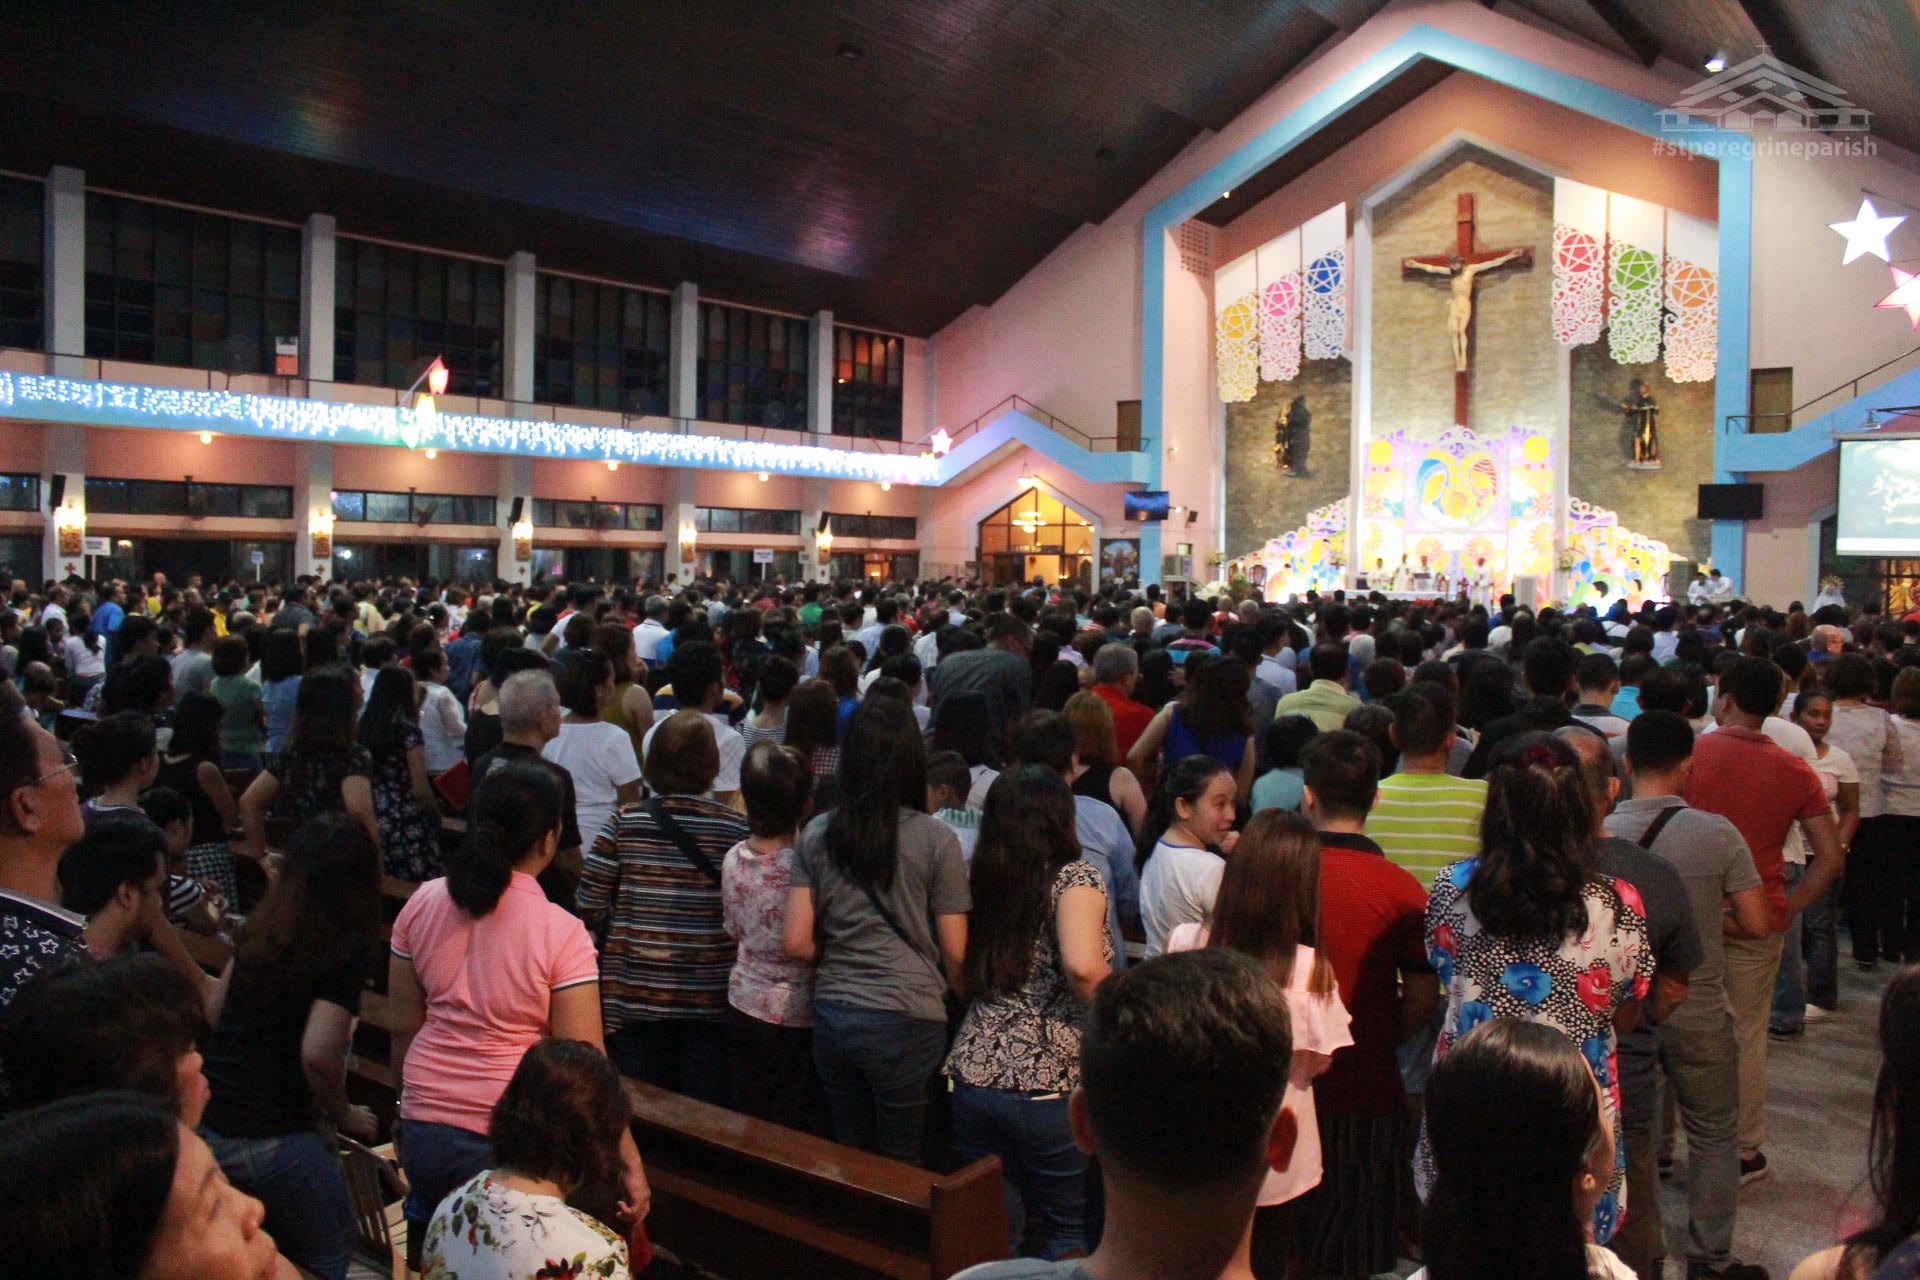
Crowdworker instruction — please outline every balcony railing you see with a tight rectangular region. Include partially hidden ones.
[1725,343,1920,434]
[908,394,1139,456]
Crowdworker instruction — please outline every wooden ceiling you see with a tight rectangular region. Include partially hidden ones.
[0,0,1389,335]
[0,2,1909,337]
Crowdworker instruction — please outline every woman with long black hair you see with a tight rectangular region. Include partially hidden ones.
[1418,732,1649,1246]
[357,665,444,881]
[200,814,383,1280]
[784,697,969,1164]
[1417,1018,1634,1280]
[1127,654,1257,802]
[944,765,1109,1258]
[238,664,379,860]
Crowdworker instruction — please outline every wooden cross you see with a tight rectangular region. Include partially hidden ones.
[1401,193,1534,426]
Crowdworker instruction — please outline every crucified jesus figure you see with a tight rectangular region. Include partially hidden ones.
[1402,250,1524,372]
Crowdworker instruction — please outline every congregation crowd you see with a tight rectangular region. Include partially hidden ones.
[2,566,1919,1280]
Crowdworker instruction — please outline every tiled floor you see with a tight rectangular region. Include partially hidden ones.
[1666,961,1888,1280]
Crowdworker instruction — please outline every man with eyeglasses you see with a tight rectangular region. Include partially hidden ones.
[0,712,87,1016]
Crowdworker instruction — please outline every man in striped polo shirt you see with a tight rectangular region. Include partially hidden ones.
[1368,681,1487,892]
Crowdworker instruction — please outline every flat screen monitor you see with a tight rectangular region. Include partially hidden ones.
[1124,490,1170,522]
[1839,437,1920,554]
[1696,483,1764,521]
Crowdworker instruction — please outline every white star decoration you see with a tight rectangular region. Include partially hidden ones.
[929,428,953,455]
[1877,267,1920,329]
[1831,198,1906,265]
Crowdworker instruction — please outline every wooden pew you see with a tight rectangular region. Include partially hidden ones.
[184,870,1006,1278]
[623,1079,1006,1280]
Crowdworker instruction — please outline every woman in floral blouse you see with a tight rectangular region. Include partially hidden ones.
[422,1039,632,1280]
[1417,732,1650,1245]
[944,765,1111,1259]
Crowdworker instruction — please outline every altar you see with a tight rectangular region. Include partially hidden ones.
[1217,144,1706,607]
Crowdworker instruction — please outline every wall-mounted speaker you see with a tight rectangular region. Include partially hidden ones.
[46,474,65,510]
[1185,509,1199,526]
[508,496,524,525]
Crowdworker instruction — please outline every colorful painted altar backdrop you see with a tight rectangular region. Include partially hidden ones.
[1230,421,1669,602]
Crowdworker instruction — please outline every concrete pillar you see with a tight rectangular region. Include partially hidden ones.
[502,251,536,405]
[668,283,699,424]
[669,467,699,584]
[299,215,336,397]
[293,442,334,581]
[43,424,84,583]
[497,455,533,586]
[801,477,830,583]
[808,309,835,439]
[43,166,84,375]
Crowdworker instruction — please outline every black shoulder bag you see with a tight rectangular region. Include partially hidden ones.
[646,799,723,886]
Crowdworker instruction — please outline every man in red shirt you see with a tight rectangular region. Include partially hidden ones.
[1298,729,1439,1278]
[1091,643,1155,761]
[1683,656,1842,1184]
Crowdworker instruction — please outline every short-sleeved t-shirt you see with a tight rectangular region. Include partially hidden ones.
[1370,772,1488,887]
[791,808,970,1024]
[1314,832,1432,1118]
[202,946,369,1138]
[1684,725,1830,932]
[1139,839,1225,958]
[543,720,642,849]
[1606,797,1760,1034]
[1786,743,1858,865]
[1596,836,1702,1127]
[389,871,601,1134]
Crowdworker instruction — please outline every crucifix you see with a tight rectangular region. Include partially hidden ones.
[1402,192,1534,425]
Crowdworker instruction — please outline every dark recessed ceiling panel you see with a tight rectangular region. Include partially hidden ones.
[0,0,1363,335]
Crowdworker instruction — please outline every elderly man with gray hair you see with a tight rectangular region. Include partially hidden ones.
[469,669,584,897]
[1090,642,1155,760]
[634,594,672,664]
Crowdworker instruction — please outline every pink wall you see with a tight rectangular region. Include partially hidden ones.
[1746,450,1837,606]
[87,427,296,485]
[1214,71,1717,264]
[334,444,499,494]
[0,421,45,472]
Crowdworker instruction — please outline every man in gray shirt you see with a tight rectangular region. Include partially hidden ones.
[1607,712,1772,1280]
[169,606,218,698]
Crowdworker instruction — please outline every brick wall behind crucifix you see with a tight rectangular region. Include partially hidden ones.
[1224,357,1352,556]
[1371,147,1556,442]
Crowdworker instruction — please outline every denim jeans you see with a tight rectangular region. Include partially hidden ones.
[607,1016,732,1108]
[203,1129,355,1280]
[398,1118,493,1232]
[1804,874,1841,1008]
[951,1080,1097,1258]
[812,1000,949,1165]
[1656,1013,1741,1267]
[1773,862,1811,1034]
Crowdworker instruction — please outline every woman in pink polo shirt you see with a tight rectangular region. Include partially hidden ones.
[388,759,649,1245]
